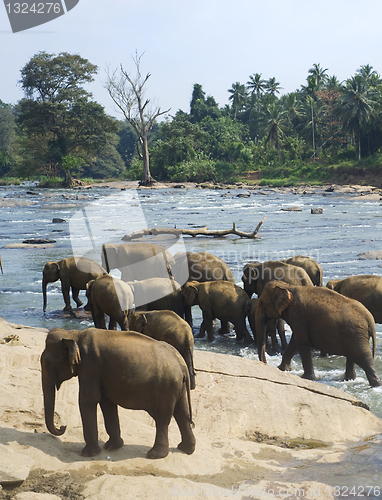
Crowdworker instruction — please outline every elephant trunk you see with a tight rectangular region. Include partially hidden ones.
[41,365,66,436]
[42,276,48,312]
[255,304,268,363]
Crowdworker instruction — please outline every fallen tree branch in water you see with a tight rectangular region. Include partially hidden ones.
[121,218,266,241]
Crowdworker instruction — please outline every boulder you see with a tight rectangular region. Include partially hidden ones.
[358,251,382,260]
[280,206,302,212]
[311,207,323,214]
[0,445,33,485]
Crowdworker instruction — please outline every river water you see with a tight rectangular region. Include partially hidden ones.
[1,182,382,422]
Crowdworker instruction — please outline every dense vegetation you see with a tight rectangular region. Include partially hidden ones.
[1,55,382,186]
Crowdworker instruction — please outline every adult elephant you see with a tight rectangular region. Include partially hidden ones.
[85,274,134,330]
[170,251,235,283]
[129,278,185,318]
[254,281,381,387]
[42,257,106,312]
[170,251,235,328]
[242,260,314,298]
[326,275,382,323]
[102,242,173,282]
[282,256,323,286]
[182,281,252,342]
[130,310,196,390]
[41,327,196,459]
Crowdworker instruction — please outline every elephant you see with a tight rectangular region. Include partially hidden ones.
[85,274,134,330]
[182,281,252,342]
[241,260,314,298]
[170,252,235,329]
[326,275,382,323]
[170,251,235,283]
[254,281,381,387]
[129,277,185,318]
[42,257,106,312]
[41,327,196,459]
[101,242,173,282]
[245,298,287,352]
[129,310,196,390]
[281,256,323,286]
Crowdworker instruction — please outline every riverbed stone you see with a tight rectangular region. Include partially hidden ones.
[358,251,382,260]
[280,206,302,211]
[311,207,323,214]
[0,445,33,485]
[15,494,61,500]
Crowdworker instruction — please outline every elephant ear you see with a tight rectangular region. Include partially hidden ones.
[272,286,293,316]
[183,284,198,304]
[62,339,81,374]
[135,313,147,332]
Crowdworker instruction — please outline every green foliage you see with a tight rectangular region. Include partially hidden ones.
[16,51,117,178]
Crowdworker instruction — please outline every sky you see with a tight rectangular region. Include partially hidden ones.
[1,0,382,121]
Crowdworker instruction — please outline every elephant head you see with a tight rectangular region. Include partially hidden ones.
[129,312,147,333]
[42,261,61,312]
[40,329,81,436]
[255,282,293,362]
[182,282,199,307]
[326,279,341,291]
[241,263,261,296]
[85,279,95,311]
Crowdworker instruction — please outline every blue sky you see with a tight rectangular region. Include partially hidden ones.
[1,0,382,120]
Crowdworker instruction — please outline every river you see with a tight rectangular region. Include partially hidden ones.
[1,182,382,420]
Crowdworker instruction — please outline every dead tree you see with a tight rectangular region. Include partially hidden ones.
[105,52,170,186]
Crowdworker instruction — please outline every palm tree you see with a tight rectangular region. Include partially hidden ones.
[326,75,341,92]
[356,65,381,87]
[264,77,282,96]
[308,63,329,86]
[246,73,265,98]
[255,100,289,163]
[228,82,248,118]
[337,75,379,159]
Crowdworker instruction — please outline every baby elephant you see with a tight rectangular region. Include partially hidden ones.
[86,274,134,330]
[183,281,252,342]
[130,310,196,390]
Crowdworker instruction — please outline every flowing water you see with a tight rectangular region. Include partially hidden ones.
[1,182,382,423]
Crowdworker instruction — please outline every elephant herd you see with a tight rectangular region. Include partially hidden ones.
[40,242,382,459]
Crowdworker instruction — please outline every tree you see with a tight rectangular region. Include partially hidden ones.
[308,63,329,86]
[105,52,170,186]
[264,77,282,96]
[337,74,379,159]
[0,101,17,176]
[17,51,117,184]
[228,82,248,118]
[247,73,265,98]
[255,100,289,163]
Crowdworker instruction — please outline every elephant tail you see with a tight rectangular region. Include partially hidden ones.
[184,372,195,428]
[369,322,377,358]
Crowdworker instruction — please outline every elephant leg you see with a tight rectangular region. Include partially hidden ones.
[277,319,287,351]
[344,358,356,381]
[267,320,279,352]
[108,317,117,330]
[118,315,129,331]
[202,314,215,342]
[79,394,101,457]
[278,334,298,372]
[71,287,83,308]
[173,393,196,455]
[353,354,381,387]
[218,320,231,335]
[234,320,252,343]
[61,283,73,311]
[147,415,171,459]
[195,320,206,339]
[92,304,107,329]
[296,338,315,380]
[100,395,124,451]
[184,305,193,327]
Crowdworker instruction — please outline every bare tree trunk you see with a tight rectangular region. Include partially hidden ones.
[140,134,153,186]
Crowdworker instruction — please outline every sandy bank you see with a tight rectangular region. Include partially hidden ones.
[1,318,382,499]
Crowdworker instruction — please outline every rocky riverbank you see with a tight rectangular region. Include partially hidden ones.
[1,317,382,499]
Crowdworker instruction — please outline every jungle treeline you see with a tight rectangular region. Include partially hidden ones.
[1,53,382,186]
